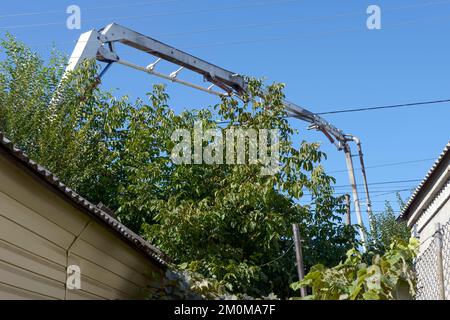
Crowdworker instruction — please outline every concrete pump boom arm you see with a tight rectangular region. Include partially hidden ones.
[66,23,346,149]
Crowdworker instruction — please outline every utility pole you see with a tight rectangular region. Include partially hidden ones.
[352,137,374,235]
[344,194,351,225]
[292,223,307,298]
[344,143,367,250]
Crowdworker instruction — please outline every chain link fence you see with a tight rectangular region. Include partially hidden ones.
[415,221,450,300]
[442,222,450,300]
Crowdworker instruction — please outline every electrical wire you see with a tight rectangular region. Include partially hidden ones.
[328,158,436,174]
[299,188,413,199]
[27,11,361,48]
[317,99,450,116]
[0,0,302,30]
[62,12,449,53]
[0,0,184,18]
[4,0,450,20]
[6,0,450,46]
[333,179,422,189]
[363,188,414,199]
[215,97,450,125]
[258,241,295,267]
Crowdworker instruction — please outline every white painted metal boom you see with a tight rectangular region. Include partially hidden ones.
[66,23,347,149]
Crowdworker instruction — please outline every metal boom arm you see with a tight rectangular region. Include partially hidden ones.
[67,23,346,148]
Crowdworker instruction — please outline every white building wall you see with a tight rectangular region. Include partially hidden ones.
[417,178,450,254]
[411,162,450,300]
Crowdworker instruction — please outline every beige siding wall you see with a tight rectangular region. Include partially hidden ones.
[0,153,163,300]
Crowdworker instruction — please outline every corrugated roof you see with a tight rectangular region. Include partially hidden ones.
[0,132,170,267]
[399,141,450,220]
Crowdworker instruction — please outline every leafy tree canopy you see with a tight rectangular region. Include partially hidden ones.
[0,35,357,298]
[367,194,411,256]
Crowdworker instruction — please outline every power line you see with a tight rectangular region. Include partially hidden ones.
[179,12,450,50]
[258,241,295,267]
[334,185,418,191]
[20,2,450,73]
[88,0,302,24]
[299,188,413,199]
[345,178,422,186]
[328,157,436,174]
[317,98,450,115]
[4,0,450,32]
[4,0,450,46]
[216,97,450,125]
[331,179,421,190]
[0,0,183,18]
[299,187,414,205]
[0,0,302,30]
[15,0,450,55]
[365,188,414,199]
[27,10,361,49]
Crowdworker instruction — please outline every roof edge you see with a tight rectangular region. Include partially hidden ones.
[0,132,170,268]
[399,141,450,222]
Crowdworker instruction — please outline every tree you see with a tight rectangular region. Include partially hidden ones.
[140,80,357,297]
[0,35,356,298]
[0,34,125,208]
[367,194,411,255]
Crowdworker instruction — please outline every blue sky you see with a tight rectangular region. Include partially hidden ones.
[1,0,449,226]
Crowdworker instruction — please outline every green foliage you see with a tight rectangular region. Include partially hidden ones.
[148,268,280,300]
[147,269,227,300]
[140,79,357,297]
[291,238,419,300]
[0,35,357,298]
[0,34,125,208]
[367,194,411,255]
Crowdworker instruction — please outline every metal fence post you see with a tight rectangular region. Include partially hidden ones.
[436,223,446,300]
